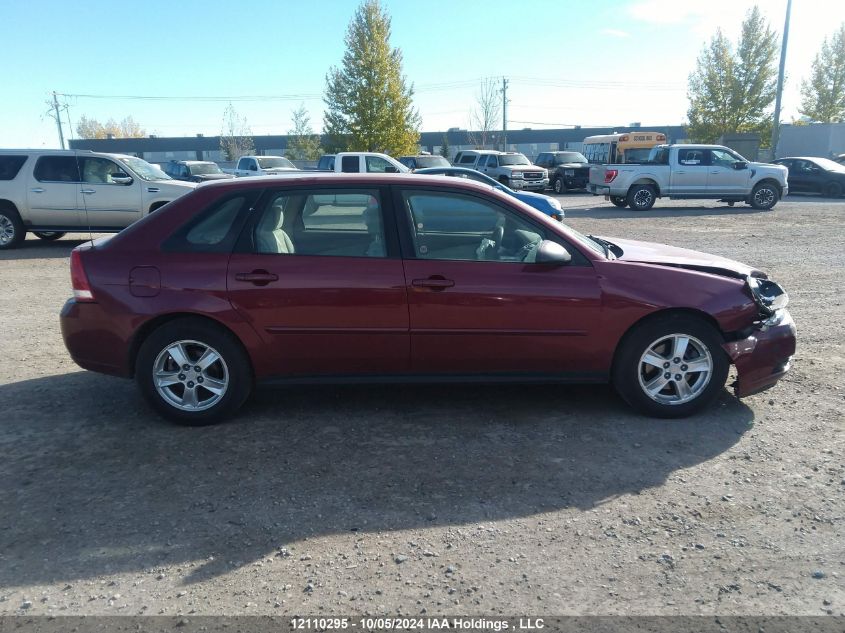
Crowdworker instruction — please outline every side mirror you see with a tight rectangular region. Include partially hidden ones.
[534,240,571,265]
[384,166,397,173]
[733,161,748,170]
[111,174,133,185]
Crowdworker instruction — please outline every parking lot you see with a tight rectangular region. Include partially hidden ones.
[0,193,842,617]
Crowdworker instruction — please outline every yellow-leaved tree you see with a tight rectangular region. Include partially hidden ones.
[323,0,420,155]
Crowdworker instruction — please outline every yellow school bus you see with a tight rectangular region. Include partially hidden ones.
[581,131,667,164]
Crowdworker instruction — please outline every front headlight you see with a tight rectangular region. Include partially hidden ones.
[512,171,524,178]
[746,276,789,316]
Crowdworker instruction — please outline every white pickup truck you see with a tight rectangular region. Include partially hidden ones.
[231,155,298,177]
[314,152,409,173]
[0,150,196,249]
[588,144,789,211]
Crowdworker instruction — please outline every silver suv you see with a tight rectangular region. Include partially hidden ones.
[474,151,549,191]
[0,150,196,249]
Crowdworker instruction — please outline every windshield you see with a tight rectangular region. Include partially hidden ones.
[499,154,531,166]
[554,152,587,165]
[809,157,845,172]
[189,163,223,175]
[257,156,295,169]
[417,156,450,168]
[118,157,171,181]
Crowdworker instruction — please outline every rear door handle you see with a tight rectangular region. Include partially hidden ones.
[30,187,45,193]
[235,270,279,286]
[81,189,96,194]
[412,277,455,289]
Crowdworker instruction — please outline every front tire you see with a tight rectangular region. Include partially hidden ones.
[749,182,779,210]
[0,205,25,250]
[34,231,66,241]
[610,196,627,208]
[626,184,656,211]
[552,177,566,194]
[612,314,729,418]
[136,318,253,425]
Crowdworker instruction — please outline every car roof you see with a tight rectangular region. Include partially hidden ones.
[196,171,498,193]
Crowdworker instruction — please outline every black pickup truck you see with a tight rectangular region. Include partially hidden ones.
[534,151,591,193]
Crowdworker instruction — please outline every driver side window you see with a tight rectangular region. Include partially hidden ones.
[401,190,544,262]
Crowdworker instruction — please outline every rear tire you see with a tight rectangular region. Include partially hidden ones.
[749,182,779,210]
[612,314,729,418]
[34,231,66,241]
[626,184,656,211]
[553,177,566,194]
[610,196,627,208]
[824,181,843,198]
[136,318,253,425]
[0,205,25,250]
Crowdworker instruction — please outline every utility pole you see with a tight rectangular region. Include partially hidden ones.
[501,77,508,152]
[52,91,66,150]
[771,0,792,157]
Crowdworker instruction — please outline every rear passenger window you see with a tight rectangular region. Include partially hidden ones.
[0,155,27,180]
[34,156,80,182]
[252,189,387,258]
[459,154,476,164]
[678,149,706,166]
[341,156,359,173]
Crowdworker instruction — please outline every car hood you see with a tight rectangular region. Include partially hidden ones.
[156,180,197,191]
[502,164,543,172]
[513,190,552,205]
[194,173,234,181]
[606,237,765,279]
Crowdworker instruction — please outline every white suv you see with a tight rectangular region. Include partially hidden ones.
[0,150,196,249]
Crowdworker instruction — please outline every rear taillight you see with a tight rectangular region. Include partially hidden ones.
[70,249,95,302]
[604,169,618,183]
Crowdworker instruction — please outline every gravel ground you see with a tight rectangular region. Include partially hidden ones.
[0,194,842,618]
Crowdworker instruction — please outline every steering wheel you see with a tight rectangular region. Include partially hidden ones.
[492,225,504,247]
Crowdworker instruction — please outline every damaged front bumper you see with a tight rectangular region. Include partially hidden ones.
[723,309,796,398]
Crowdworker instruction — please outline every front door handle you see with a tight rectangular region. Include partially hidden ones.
[235,270,279,286]
[30,187,45,193]
[412,276,455,290]
[81,189,96,194]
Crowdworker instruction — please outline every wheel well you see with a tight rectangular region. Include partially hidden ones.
[127,313,251,378]
[149,201,170,213]
[754,178,782,196]
[629,179,660,196]
[0,199,20,214]
[611,308,726,371]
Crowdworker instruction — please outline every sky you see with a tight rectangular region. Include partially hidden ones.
[1,0,843,149]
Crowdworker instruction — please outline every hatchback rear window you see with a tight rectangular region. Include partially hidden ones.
[0,155,27,180]
[458,155,477,164]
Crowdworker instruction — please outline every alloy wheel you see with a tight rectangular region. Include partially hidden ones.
[153,340,229,411]
[637,333,713,405]
[754,187,775,208]
[0,215,15,246]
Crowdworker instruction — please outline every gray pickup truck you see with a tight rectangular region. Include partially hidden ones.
[588,144,788,211]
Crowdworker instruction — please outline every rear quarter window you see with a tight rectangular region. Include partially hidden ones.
[163,192,258,253]
[0,155,27,180]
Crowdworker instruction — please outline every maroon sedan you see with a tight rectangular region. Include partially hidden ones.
[60,174,795,425]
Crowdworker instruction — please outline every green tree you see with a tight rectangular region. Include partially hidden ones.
[800,24,845,123]
[439,133,450,159]
[219,103,254,162]
[285,104,322,161]
[76,115,145,139]
[323,0,420,155]
[687,6,778,145]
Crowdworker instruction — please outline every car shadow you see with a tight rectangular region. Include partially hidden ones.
[0,371,753,588]
[562,204,774,220]
[0,237,91,260]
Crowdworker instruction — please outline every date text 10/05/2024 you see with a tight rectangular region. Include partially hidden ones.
[289,617,545,631]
